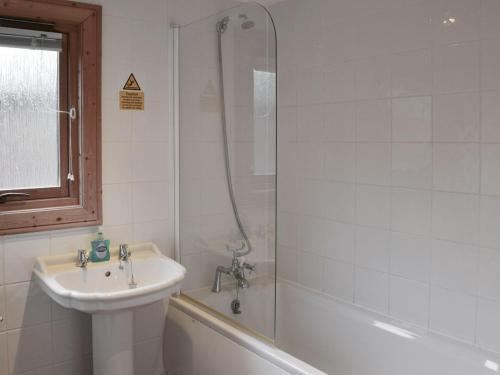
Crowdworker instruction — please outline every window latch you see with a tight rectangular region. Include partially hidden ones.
[0,192,30,204]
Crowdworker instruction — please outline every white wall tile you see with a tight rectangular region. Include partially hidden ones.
[480,195,500,250]
[0,288,5,333]
[433,143,480,193]
[0,240,4,286]
[433,93,480,142]
[391,233,431,283]
[432,192,479,244]
[132,182,169,223]
[277,106,297,143]
[392,96,432,142]
[323,182,356,223]
[430,287,476,342]
[355,226,390,272]
[102,183,133,226]
[479,247,500,301]
[392,188,432,236]
[297,252,323,291]
[324,62,356,103]
[356,185,392,229]
[392,143,432,189]
[133,220,171,256]
[355,100,391,142]
[431,240,478,295]
[132,142,170,182]
[356,143,391,186]
[481,144,500,196]
[102,142,133,184]
[481,0,500,37]
[297,179,324,218]
[481,37,500,90]
[297,142,324,179]
[297,105,324,141]
[3,233,50,284]
[324,102,356,142]
[297,66,325,105]
[355,267,389,314]
[433,0,480,44]
[390,276,429,327]
[481,90,500,142]
[5,282,51,330]
[324,143,356,183]
[434,41,480,94]
[477,298,500,353]
[50,228,95,256]
[277,246,297,282]
[323,259,354,302]
[0,333,7,375]
[392,49,432,97]
[355,55,392,100]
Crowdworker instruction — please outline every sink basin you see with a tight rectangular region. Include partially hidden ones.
[33,242,186,375]
[33,242,185,313]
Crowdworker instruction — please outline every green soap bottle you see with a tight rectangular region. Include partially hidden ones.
[90,231,110,262]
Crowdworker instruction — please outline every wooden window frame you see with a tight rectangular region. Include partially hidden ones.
[0,0,102,235]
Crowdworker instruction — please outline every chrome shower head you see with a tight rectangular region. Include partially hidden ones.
[241,20,255,29]
[239,14,255,30]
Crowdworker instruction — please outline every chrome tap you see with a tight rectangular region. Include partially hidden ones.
[76,249,89,268]
[212,248,256,293]
[118,244,130,261]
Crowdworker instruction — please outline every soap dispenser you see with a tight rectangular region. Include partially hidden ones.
[90,230,110,262]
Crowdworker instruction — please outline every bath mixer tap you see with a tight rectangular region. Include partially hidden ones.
[212,250,256,293]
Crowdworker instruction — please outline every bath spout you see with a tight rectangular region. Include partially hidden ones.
[212,266,231,293]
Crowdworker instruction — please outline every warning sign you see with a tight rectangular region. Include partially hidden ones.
[120,73,144,110]
[120,91,144,110]
[123,73,141,90]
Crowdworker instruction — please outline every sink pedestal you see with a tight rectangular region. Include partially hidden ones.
[92,311,134,375]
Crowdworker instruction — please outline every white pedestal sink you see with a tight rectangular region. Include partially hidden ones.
[33,242,186,375]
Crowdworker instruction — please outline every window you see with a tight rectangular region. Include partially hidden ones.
[253,69,276,176]
[0,1,102,235]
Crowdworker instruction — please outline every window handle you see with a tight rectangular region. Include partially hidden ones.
[0,192,30,204]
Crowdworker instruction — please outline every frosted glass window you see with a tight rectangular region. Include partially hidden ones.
[253,70,276,176]
[0,45,60,190]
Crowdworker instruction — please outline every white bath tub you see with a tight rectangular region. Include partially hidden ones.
[166,279,500,375]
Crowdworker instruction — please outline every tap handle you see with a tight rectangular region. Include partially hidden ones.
[243,262,256,273]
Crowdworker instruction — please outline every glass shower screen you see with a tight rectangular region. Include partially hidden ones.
[177,3,277,340]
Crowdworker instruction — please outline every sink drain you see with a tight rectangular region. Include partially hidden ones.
[105,271,111,277]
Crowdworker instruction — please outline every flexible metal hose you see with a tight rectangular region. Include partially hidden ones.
[216,18,252,257]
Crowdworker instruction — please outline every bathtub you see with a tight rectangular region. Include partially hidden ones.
[165,278,500,375]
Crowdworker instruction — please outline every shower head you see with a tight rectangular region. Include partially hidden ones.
[241,20,255,29]
[217,14,254,33]
[239,13,255,29]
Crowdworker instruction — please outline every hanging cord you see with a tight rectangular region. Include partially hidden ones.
[217,18,252,257]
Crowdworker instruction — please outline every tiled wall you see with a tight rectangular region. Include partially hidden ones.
[0,1,234,374]
[270,0,500,353]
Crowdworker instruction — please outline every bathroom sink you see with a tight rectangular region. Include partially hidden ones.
[33,242,185,313]
[33,242,186,375]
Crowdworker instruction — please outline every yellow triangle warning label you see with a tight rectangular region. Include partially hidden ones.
[123,73,141,91]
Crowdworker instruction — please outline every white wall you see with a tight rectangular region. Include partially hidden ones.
[271,0,500,353]
[0,1,235,374]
